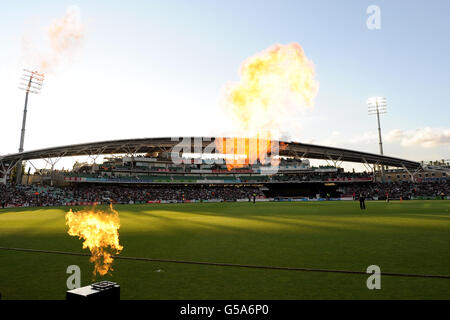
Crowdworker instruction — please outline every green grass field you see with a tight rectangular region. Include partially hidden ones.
[0,200,449,299]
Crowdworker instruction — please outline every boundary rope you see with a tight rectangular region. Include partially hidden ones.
[1,246,449,279]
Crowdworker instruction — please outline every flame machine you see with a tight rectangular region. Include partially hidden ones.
[66,281,120,300]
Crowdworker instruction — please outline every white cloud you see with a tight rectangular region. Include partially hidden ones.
[311,128,449,165]
[312,130,378,148]
[386,127,450,147]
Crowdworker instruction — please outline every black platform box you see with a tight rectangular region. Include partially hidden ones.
[66,281,120,300]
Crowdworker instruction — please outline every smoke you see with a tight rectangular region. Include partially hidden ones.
[22,6,85,73]
[221,43,319,140]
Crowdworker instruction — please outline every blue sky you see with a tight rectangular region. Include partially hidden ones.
[0,0,449,169]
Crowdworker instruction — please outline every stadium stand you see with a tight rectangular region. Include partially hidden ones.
[0,184,265,207]
[1,180,448,208]
[1,138,449,208]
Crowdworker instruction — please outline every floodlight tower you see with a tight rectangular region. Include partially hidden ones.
[16,69,44,184]
[367,96,387,180]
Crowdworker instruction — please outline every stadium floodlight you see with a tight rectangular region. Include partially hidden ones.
[16,69,44,184]
[367,97,387,155]
[367,96,387,182]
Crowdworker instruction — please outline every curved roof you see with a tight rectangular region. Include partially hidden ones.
[0,137,421,169]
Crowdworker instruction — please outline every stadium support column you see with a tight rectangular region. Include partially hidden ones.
[0,158,22,185]
[0,161,6,185]
[402,164,417,183]
[16,70,44,185]
[43,156,64,186]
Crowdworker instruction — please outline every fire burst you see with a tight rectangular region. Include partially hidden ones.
[215,137,287,171]
[66,204,123,276]
[218,43,318,170]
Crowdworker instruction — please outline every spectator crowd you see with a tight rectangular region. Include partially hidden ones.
[0,184,265,208]
[1,180,448,208]
[342,180,449,200]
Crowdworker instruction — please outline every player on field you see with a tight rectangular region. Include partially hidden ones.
[359,193,366,210]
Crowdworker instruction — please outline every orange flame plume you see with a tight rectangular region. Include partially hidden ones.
[66,204,123,276]
[215,137,288,171]
[218,43,318,170]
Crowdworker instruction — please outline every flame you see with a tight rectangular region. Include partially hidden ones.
[215,137,288,171]
[22,6,84,73]
[218,43,318,170]
[222,42,318,138]
[66,204,123,276]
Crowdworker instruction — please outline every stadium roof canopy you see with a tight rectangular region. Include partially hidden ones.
[0,137,421,169]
